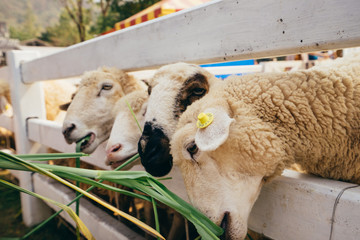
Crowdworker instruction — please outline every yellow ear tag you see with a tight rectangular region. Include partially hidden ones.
[197,112,214,129]
[5,104,10,110]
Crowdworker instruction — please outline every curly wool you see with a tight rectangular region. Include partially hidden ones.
[177,54,360,184]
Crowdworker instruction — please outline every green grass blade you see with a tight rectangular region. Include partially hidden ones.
[0,179,95,240]
[55,171,152,202]
[15,153,88,161]
[0,150,222,239]
[21,154,144,239]
[125,100,143,132]
[0,151,165,240]
[151,197,160,239]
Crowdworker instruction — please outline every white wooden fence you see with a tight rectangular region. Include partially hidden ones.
[1,0,360,239]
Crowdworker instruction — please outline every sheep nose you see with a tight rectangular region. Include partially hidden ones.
[138,122,173,177]
[106,144,122,156]
[62,123,76,138]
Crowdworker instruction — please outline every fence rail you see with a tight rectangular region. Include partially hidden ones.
[1,0,360,239]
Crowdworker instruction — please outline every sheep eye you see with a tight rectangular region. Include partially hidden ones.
[102,83,113,90]
[192,88,206,96]
[186,140,198,160]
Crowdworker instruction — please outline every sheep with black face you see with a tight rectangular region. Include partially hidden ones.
[138,62,220,176]
[170,54,360,239]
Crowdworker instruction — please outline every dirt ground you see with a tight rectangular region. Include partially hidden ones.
[0,170,78,240]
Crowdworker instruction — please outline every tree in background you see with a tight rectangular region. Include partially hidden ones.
[9,2,41,41]
[39,10,80,46]
[99,0,112,17]
[58,0,92,42]
[90,0,160,35]
[111,0,160,22]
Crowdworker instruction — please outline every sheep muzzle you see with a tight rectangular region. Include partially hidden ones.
[138,122,173,177]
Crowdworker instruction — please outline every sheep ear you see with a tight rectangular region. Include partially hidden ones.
[195,108,234,152]
[59,102,71,111]
[141,79,152,95]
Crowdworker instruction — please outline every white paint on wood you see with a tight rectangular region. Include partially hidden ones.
[21,0,360,82]
[7,50,52,226]
[33,174,145,240]
[248,170,360,240]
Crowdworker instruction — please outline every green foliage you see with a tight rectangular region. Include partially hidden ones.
[90,10,118,34]
[8,2,41,41]
[39,10,80,47]
[0,151,224,239]
[90,0,161,35]
[0,171,75,239]
[110,0,161,21]
[0,0,61,29]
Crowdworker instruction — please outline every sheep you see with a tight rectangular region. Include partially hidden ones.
[0,80,14,150]
[0,79,75,150]
[1,79,75,122]
[138,62,220,177]
[0,80,11,114]
[105,90,193,240]
[105,89,148,169]
[169,54,360,239]
[43,80,77,122]
[62,67,145,154]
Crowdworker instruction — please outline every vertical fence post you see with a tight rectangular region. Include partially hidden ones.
[7,50,52,226]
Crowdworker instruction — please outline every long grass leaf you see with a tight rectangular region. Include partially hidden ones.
[21,154,143,239]
[125,100,143,132]
[0,151,222,239]
[0,179,94,240]
[15,153,88,161]
[0,151,164,240]
[55,171,151,202]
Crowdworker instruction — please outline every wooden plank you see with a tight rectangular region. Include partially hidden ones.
[21,0,360,83]
[248,170,360,240]
[33,174,145,240]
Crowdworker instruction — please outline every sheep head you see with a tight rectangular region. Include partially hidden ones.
[105,90,147,169]
[62,67,142,154]
[171,100,286,239]
[138,62,218,177]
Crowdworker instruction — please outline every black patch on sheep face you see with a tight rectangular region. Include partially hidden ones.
[173,73,209,119]
[138,122,173,177]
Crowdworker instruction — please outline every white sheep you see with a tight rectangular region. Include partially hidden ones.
[0,79,75,150]
[105,89,147,169]
[138,62,220,176]
[62,67,145,154]
[169,54,360,239]
[105,89,194,240]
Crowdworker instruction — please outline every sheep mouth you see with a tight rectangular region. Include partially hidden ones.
[76,133,96,151]
[220,211,230,240]
[106,154,138,169]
